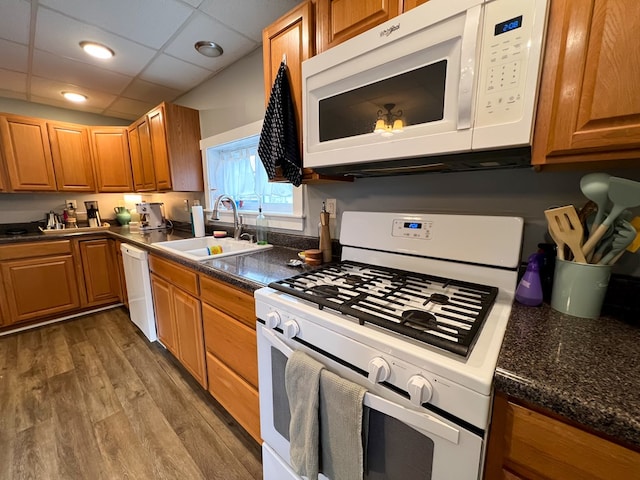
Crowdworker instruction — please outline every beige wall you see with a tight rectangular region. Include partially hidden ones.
[0,97,130,125]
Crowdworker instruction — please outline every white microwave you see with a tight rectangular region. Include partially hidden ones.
[302,0,550,176]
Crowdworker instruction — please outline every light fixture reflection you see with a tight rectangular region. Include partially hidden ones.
[374,103,404,136]
[62,92,87,103]
[80,41,114,59]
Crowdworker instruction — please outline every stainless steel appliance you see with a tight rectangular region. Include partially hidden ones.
[136,202,167,231]
[256,211,523,479]
[84,201,101,227]
[302,0,550,176]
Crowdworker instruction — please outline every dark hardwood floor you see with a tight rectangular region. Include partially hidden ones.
[0,307,263,479]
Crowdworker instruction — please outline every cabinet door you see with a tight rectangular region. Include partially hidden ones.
[48,122,95,192]
[173,287,206,387]
[0,114,57,191]
[128,118,156,191]
[90,127,134,192]
[263,1,313,156]
[150,273,178,355]
[78,239,121,306]
[316,0,400,53]
[402,0,428,12]
[1,255,80,324]
[532,0,640,167]
[147,105,172,191]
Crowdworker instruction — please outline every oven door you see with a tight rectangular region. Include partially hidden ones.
[257,323,485,480]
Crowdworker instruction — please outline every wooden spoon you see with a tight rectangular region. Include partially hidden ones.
[544,206,587,263]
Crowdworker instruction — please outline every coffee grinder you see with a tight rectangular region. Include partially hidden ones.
[84,201,102,227]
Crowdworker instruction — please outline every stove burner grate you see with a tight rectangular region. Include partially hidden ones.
[269,260,498,357]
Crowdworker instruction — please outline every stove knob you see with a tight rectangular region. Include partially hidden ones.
[367,357,390,384]
[265,311,281,329]
[407,375,433,406]
[282,319,300,339]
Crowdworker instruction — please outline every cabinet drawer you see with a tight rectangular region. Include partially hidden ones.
[504,401,640,479]
[149,255,198,296]
[206,352,261,443]
[0,240,72,260]
[202,302,258,388]
[200,276,255,327]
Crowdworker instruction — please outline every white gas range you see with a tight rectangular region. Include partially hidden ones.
[255,211,523,479]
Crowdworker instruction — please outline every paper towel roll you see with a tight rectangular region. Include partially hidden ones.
[192,205,205,238]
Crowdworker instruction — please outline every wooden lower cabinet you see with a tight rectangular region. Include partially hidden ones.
[485,393,640,479]
[76,238,121,307]
[149,255,207,388]
[0,241,81,324]
[201,276,260,442]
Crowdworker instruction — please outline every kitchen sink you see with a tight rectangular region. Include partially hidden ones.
[152,236,272,261]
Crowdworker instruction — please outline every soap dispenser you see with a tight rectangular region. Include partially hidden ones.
[256,207,269,245]
[515,253,544,306]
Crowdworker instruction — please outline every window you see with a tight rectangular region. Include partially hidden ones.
[201,120,304,231]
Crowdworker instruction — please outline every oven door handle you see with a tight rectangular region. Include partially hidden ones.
[260,327,460,444]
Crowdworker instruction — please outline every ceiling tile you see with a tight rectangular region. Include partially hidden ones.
[39,0,194,49]
[107,97,156,117]
[140,54,212,91]
[0,39,29,73]
[30,76,118,110]
[34,7,157,77]
[120,79,182,105]
[199,0,299,42]
[32,50,133,95]
[0,69,27,95]
[183,0,204,7]
[0,0,31,44]
[164,12,258,71]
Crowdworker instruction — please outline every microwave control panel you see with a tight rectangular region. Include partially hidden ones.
[475,0,541,128]
[392,219,433,240]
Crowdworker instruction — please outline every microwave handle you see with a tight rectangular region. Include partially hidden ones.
[457,4,482,130]
[260,326,460,444]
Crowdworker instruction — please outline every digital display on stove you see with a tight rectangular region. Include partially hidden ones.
[494,15,523,36]
[404,222,422,229]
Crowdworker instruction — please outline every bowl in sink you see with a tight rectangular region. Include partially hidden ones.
[152,236,272,261]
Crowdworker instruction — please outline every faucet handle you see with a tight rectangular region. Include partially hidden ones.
[240,233,254,243]
[239,214,244,227]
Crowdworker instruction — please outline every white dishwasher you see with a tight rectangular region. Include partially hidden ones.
[120,243,157,342]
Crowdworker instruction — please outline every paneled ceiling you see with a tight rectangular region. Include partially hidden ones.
[0,0,299,120]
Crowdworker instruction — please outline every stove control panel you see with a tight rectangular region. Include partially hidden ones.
[392,219,433,240]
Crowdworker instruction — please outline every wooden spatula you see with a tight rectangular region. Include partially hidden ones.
[544,206,587,263]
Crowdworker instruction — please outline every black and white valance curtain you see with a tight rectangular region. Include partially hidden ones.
[258,61,303,187]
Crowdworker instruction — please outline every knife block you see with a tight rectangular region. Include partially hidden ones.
[319,212,332,263]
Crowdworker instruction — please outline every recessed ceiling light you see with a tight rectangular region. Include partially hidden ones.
[79,41,114,59]
[62,92,88,103]
[195,41,223,58]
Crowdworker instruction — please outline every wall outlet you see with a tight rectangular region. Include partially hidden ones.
[65,199,77,210]
[325,198,337,218]
[183,199,190,212]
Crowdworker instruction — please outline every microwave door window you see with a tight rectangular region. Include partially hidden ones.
[318,60,447,143]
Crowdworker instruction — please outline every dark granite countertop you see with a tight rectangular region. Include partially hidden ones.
[496,302,640,449]
[2,226,639,449]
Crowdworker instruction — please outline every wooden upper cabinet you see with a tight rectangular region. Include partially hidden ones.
[263,0,314,154]
[0,114,57,191]
[90,127,134,192]
[401,0,428,12]
[127,102,202,192]
[532,0,640,167]
[147,105,172,191]
[47,122,96,192]
[128,116,156,191]
[316,0,400,53]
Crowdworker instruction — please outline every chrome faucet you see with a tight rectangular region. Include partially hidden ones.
[211,194,243,240]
